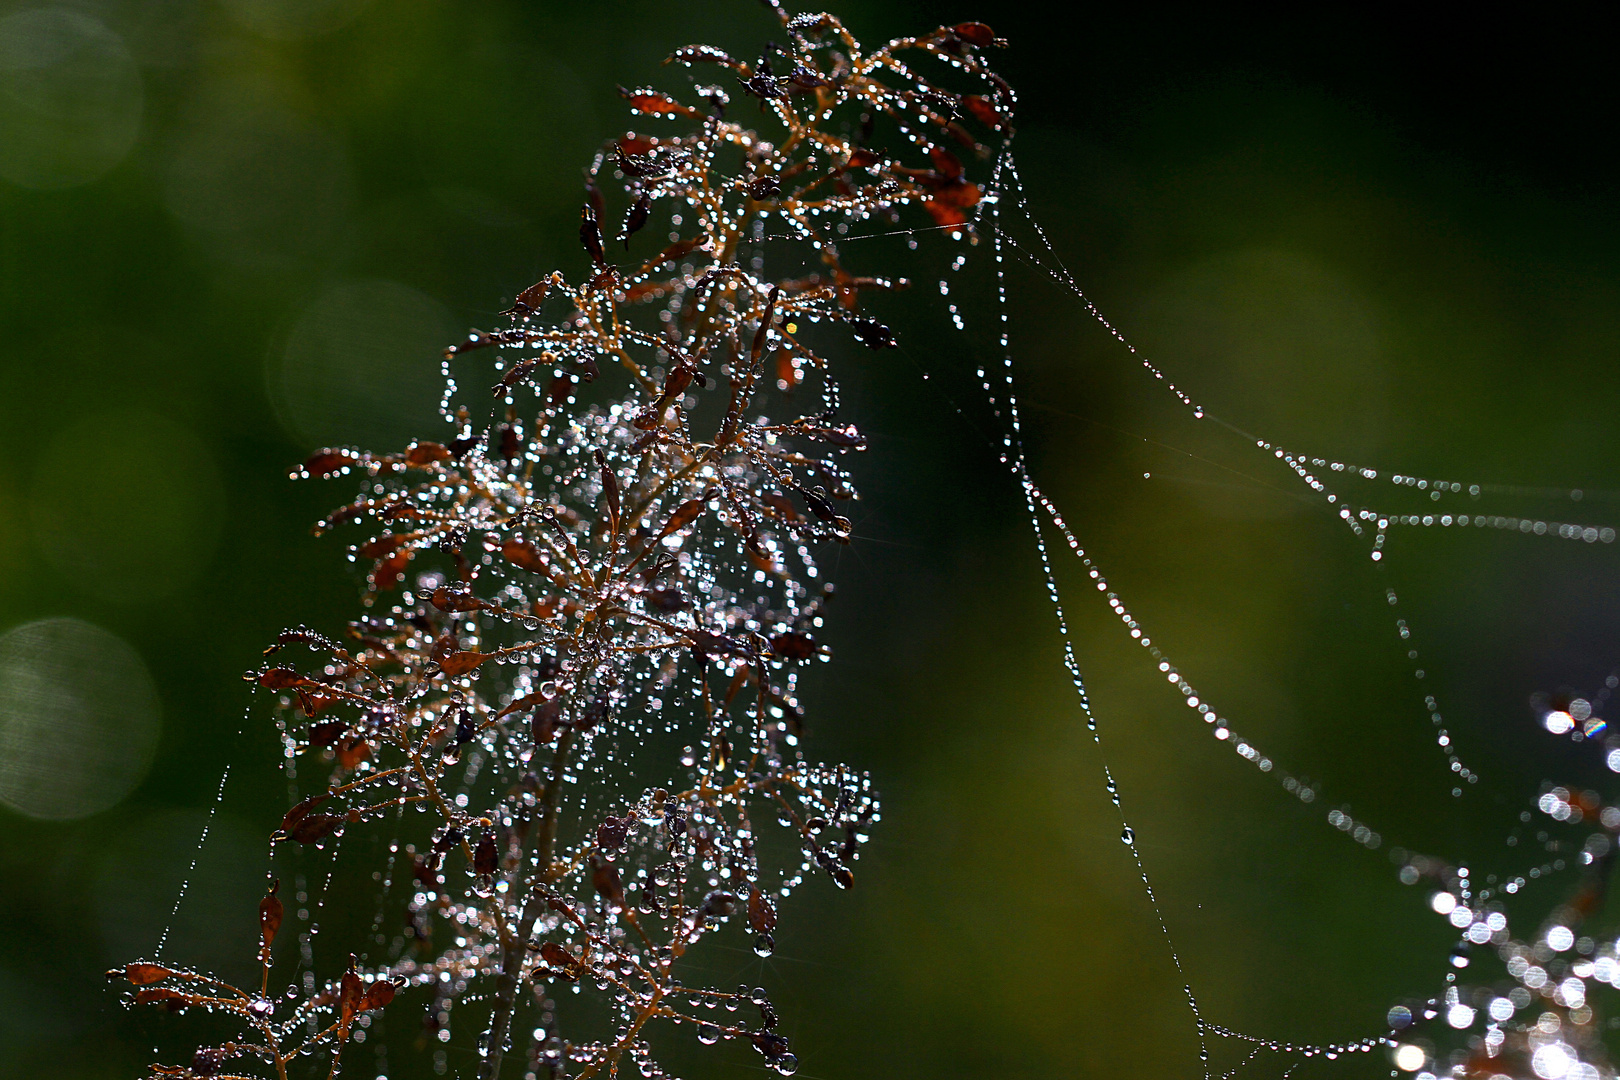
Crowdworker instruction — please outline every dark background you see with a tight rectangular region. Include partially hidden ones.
[3,2,1618,1077]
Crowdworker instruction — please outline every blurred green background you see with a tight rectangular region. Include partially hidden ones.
[3,2,1619,1077]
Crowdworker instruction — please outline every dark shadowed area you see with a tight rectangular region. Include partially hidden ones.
[2,2,1617,1078]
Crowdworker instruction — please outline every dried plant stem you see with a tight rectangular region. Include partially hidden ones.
[481,729,578,1080]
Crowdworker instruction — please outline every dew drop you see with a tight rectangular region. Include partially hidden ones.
[1121,826,1134,845]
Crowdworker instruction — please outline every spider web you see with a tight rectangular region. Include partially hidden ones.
[931,145,1620,1079]
[136,31,1620,1080]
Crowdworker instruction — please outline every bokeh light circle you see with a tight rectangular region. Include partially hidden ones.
[0,8,142,190]
[0,617,160,820]
[268,278,454,451]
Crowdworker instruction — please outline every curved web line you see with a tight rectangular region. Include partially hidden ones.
[973,142,1620,1071]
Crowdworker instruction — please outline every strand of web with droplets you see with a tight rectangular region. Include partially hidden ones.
[982,149,1440,1066]
[993,160,1620,793]
[983,148,1216,1076]
[155,765,233,961]
[984,151,1426,852]
[989,155,1494,792]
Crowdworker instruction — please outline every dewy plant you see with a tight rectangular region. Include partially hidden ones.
[109,8,1010,1079]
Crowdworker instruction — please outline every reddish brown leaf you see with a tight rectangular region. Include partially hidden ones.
[501,539,547,573]
[286,813,343,844]
[619,86,701,119]
[370,548,414,592]
[335,737,372,771]
[431,584,485,613]
[502,277,552,319]
[748,888,778,935]
[340,968,364,1027]
[309,720,346,747]
[597,450,620,533]
[134,987,186,1006]
[656,498,705,540]
[439,651,490,677]
[538,941,582,980]
[953,21,995,47]
[771,632,816,660]
[281,792,331,832]
[962,94,1004,130]
[259,882,283,952]
[474,835,499,876]
[303,450,361,477]
[591,855,625,908]
[928,145,964,181]
[357,533,407,560]
[360,979,397,1011]
[124,962,174,986]
[405,441,451,466]
[257,667,311,691]
[761,492,801,521]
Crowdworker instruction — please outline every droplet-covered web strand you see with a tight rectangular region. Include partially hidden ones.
[107,9,1013,1080]
[980,113,1620,1077]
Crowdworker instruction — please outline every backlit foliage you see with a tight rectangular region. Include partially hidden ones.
[108,7,1009,1079]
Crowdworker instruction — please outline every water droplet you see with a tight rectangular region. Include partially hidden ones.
[753,933,774,957]
[1121,826,1134,845]
[697,1023,720,1045]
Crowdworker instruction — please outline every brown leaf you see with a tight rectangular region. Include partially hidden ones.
[618,86,701,119]
[656,498,705,540]
[281,792,330,833]
[474,835,499,876]
[770,632,816,661]
[356,533,407,560]
[286,813,343,844]
[309,720,346,747]
[303,450,361,477]
[597,450,620,533]
[596,815,629,855]
[538,941,581,980]
[500,539,547,573]
[580,201,606,268]
[502,277,552,319]
[259,882,283,952]
[431,584,485,613]
[257,667,311,691]
[962,94,1005,130]
[340,967,364,1027]
[405,441,451,466]
[591,855,624,908]
[335,737,371,771]
[928,144,964,181]
[134,987,186,1007]
[439,650,490,677]
[124,962,174,986]
[360,978,396,1011]
[370,548,414,592]
[952,21,995,47]
[748,888,777,935]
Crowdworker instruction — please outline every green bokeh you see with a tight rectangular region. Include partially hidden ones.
[2,3,1617,1078]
